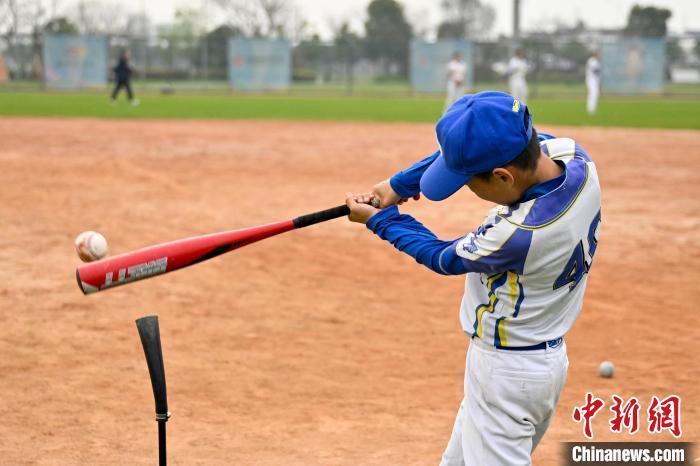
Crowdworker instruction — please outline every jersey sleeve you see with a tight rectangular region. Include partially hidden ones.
[389,150,440,198]
[450,214,533,274]
[366,206,533,275]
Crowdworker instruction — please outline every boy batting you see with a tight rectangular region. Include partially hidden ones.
[345,91,601,465]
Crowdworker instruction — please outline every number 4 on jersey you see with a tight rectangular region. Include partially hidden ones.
[554,211,601,292]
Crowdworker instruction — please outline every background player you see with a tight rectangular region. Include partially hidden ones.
[345,91,602,465]
[586,51,601,115]
[111,50,138,106]
[507,48,529,103]
[444,51,467,113]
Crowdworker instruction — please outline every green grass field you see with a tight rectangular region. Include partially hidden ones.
[1,88,699,129]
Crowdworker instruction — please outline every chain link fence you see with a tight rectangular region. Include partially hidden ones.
[1,32,699,97]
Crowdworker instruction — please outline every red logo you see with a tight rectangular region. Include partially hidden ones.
[609,395,640,434]
[572,393,682,438]
[572,392,605,438]
[648,395,682,438]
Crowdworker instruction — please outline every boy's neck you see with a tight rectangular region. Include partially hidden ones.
[516,152,565,193]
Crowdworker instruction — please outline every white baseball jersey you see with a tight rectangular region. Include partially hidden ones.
[447,59,467,85]
[444,60,468,112]
[507,56,528,81]
[507,56,529,103]
[586,57,601,114]
[586,56,601,85]
[455,137,601,347]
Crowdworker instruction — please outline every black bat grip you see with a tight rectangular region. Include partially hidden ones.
[135,316,170,421]
[292,204,350,229]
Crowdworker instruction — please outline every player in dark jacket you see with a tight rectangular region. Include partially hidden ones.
[111,50,138,105]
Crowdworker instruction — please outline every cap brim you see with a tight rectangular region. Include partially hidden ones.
[419,153,471,201]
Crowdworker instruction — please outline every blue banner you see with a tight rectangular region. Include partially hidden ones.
[601,38,665,94]
[43,34,107,89]
[227,38,290,91]
[410,40,474,93]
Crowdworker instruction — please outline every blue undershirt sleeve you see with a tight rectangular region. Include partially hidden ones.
[366,206,468,275]
[366,206,532,276]
[388,150,440,198]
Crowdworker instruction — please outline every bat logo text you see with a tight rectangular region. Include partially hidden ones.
[103,257,168,288]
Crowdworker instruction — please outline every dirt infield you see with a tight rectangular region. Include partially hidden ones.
[0,118,698,465]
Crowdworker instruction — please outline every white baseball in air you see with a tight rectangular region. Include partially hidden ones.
[74,231,109,262]
[599,361,615,378]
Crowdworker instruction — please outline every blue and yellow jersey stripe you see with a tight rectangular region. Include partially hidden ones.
[493,271,525,347]
[473,272,507,338]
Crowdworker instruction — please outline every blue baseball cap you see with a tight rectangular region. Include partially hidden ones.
[420,91,533,201]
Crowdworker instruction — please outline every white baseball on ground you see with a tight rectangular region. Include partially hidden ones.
[74,231,109,262]
[599,361,615,378]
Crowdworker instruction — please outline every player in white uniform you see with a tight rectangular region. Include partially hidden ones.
[445,52,468,113]
[346,92,601,465]
[586,51,601,115]
[507,48,529,103]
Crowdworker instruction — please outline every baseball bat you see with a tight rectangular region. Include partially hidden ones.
[76,204,351,295]
[135,315,170,466]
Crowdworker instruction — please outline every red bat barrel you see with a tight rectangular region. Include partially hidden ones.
[76,220,295,294]
[76,204,351,295]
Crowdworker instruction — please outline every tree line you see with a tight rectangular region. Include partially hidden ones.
[1,0,695,81]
